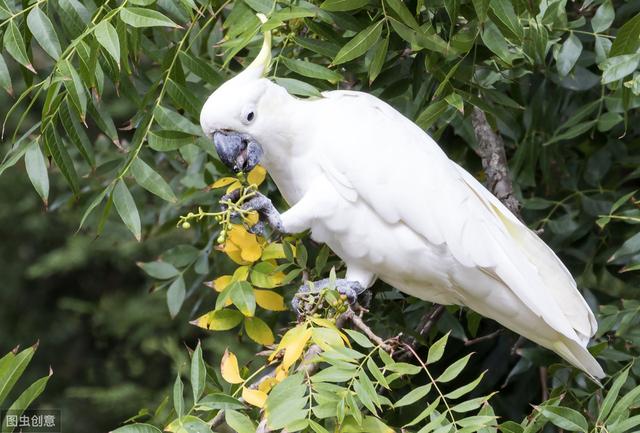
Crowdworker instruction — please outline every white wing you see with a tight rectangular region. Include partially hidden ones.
[314,90,602,377]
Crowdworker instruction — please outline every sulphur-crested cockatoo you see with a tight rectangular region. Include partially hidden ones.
[200,20,604,379]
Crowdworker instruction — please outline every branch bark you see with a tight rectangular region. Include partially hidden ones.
[471,107,521,217]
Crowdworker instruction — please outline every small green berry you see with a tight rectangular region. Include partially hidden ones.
[182,222,191,229]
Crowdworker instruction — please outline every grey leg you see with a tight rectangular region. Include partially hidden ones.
[292,278,367,316]
[240,192,285,234]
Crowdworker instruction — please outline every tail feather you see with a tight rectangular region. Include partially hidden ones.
[553,340,605,380]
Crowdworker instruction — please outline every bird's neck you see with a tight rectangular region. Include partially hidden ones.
[255,85,319,204]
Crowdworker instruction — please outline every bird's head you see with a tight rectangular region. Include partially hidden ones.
[200,14,276,173]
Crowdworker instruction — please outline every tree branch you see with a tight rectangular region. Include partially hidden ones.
[471,107,521,217]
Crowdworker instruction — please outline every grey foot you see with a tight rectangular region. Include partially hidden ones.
[292,278,367,316]
[240,192,285,234]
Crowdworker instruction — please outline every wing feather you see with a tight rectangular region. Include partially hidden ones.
[316,90,595,345]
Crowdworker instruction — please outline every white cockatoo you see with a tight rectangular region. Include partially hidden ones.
[200,21,604,379]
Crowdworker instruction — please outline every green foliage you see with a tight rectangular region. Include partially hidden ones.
[0,344,52,433]
[1,0,640,432]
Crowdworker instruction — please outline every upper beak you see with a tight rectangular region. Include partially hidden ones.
[213,130,263,173]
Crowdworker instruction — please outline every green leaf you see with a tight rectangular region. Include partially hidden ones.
[265,374,308,430]
[415,100,449,130]
[384,0,419,30]
[138,261,179,279]
[154,106,202,135]
[131,158,177,203]
[344,329,374,348]
[445,371,486,399]
[402,397,440,428]
[58,59,87,121]
[610,13,640,56]
[601,54,640,84]
[427,331,450,364]
[88,101,119,145]
[591,0,614,33]
[229,281,256,316]
[333,21,383,65]
[388,18,452,55]
[274,77,321,97]
[281,57,343,83]
[166,79,201,118]
[24,140,49,205]
[598,365,630,422]
[225,410,256,433]
[43,124,79,194]
[59,101,94,167]
[112,179,141,241]
[94,21,120,67]
[607,382,640,422]
[110,424,162,433]
[0,54,12,95]
[320,0,369,12]
[120,7,179,28]
[481,21,517,65]
[557,33,582,76]
[191,310,244,331]
[173,372,184,417]
[489,0,523,42]
[27,6,62,60]
[2,370,52,433]
[539,406,588,432]
[472,0,490,22]
[178,52,223,86]
[544,120,597,145]
[244,316,275,345]
[167,276,185,318]
[196,393,244,411]
[394,383,431,407]
[0,345,36,407]
[78,186,110,231]
[437,353,472,382]
[3,21,35,73]
[368,36,388,83]
[190,342,206,403]
[148,130,195,151]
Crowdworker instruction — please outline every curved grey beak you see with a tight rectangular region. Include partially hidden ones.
[213,130,263,173]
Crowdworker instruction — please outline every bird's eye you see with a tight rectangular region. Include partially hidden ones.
[241,106,256,125]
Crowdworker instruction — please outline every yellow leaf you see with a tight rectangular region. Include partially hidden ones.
[247,165,267,186]
[221,349,243,384]
[227,225,262,262]
[275,366,287,382]
[211,177,238,189]
[242,387,267,408]
[312,327,345,350]
[258,376,278,393]
[244,210,259,227]
[275,365,287,382]
[261,243,288,260]
[273,324,312,370]
[222,240,248,265]
[226,181,242,194]
[254,289,287,311]
[244,316,275,345]
[206,275,232,293]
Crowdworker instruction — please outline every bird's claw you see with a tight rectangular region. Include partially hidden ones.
[240,192,285,235]
[292,278,367,317]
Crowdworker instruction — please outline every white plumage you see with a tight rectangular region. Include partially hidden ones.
[200,27,604,379]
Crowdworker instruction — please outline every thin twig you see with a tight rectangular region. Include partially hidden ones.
[343,308,392,351]
[464,329,502,346]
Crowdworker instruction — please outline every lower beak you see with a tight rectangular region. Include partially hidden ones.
[213,130,263,173]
